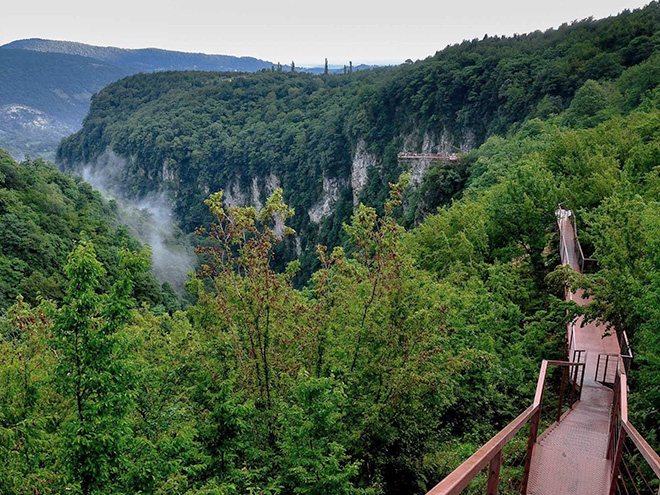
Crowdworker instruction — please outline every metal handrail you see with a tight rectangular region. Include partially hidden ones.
[607,363,660,494]
[426,404,539,495]
[571,349,586,388]
[618,330,634,373]
[596,353,633,385]
[558,213,572,268]
[426,360,585,495]
[558,207,596,273]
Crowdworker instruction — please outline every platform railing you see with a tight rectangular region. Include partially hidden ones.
[558,212,573,269]
[607,365,660,495]
[568,211,597,273]
[570,349,586,394]
[397,152,459,161]
[596,353,633,385]
[426,360,585,495]
[618,330,633,372]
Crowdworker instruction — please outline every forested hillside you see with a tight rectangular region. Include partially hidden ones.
[0,149,178,312]
[58,2,660,277]
[1,3,660,495]
[5,75,660,493]
[0,40,274,158]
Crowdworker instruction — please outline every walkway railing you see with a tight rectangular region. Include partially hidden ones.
[618,330,633,371]
[426,360,585,495]
[607,364,660,495]
[568,211,597,273]
[557,208,597,273]
[595,352,632,385]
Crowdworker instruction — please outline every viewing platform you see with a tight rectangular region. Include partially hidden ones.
[397,152,459,162]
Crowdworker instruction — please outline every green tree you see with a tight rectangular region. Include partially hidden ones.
[278,373,363,495]
[52,237,148,494]
[562,80,620,128]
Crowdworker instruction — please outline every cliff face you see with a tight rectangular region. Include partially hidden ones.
[59,118,468,282]
[351,139,379,205]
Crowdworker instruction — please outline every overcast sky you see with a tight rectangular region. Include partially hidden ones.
[1,0,651,66]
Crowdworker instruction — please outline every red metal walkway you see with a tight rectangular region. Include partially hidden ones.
[426,209,660,495]
[527,210,620,494]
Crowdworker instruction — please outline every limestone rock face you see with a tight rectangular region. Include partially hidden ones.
[222,173,282,210]
[308,175,346,223]
[161,159,177,183]
[351,139,378,206]
[223,177,248,207]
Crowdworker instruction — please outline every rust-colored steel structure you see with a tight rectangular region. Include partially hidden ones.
[424,209,660,495]
[397,152,459,162]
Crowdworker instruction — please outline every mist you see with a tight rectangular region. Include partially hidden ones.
[76,151,196,290]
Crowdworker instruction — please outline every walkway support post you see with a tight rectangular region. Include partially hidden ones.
[521,360,546,495]
[609,431,625,495]
[486,449,502,495]
[521,408,540,495]
[607,372,621,460]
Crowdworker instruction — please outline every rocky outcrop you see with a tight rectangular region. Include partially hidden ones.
[308,175,346,223]
[223,177,248,207]
[251,176,263,211]
[161,159,177,183]
[223,173,283,210]
[351,139,378,205]
[265,173,281,195]
[400,128,474,186]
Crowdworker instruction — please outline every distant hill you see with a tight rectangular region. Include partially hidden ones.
[0,49,130,157]
[0,39,274,158]
[298,64,380,75]
[3,39,274,72]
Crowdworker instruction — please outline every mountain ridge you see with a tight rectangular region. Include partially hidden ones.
[0,39,276,158]
[1,38,274,72]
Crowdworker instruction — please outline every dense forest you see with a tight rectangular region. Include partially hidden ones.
[0,150,179,312]
[1,3,660,495]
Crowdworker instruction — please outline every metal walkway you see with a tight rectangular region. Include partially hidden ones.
[425,209,660,495]
[527,210,620,494]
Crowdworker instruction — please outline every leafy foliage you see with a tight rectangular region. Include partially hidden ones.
[0,149,171,311]
[1,5,660,493]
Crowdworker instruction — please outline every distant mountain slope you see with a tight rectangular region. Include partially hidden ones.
[0,39,274,158]
[3,38,274,72]
[0,49,130,157]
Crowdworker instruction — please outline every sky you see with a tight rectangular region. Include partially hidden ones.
[1,0,652,66]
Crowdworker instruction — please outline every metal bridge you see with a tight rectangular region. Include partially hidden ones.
[397,152,459,162]
[426,209,660,495]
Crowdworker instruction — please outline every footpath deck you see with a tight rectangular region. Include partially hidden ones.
[526,211,620,495]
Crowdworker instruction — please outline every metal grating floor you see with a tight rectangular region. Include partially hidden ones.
[526,382,613,495]
[528,215,620,495]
